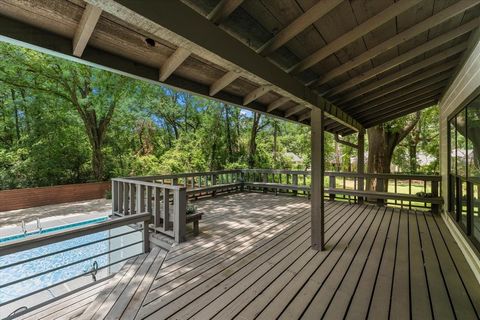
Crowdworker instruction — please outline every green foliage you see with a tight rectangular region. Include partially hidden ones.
[0,42,440,189]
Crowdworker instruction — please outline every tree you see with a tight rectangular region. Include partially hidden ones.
[367,112,420,190]
[454,106,480,170]
[0,43,134,180]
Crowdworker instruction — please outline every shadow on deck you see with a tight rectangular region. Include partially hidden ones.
[18,193,480,320]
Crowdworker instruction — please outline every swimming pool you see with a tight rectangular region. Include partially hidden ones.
[0,217,142,306]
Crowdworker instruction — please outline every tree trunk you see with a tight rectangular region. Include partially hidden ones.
[409,143,417,173]
[273,121,278,168]
[334,140,341,171]
[248,113,261,169]
[367,112,420,196]
[224,105,233,161]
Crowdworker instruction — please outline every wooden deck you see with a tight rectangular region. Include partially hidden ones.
[18,192,480,319]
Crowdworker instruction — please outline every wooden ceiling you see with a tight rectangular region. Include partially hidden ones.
[0,0,479,135]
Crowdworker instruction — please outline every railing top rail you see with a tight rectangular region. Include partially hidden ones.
[111,177,187,190]
[240,169,441,181]
[115,169,441,185]
[0,213,151,257]
[121,169,243,182]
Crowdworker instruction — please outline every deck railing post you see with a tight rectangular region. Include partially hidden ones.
[292,174,298,196]
[432,180,440,214]
[240,170,245,191]
[212,173,217,197]
[163,188,171,230]
[174,188,187,243]
[143,218,150,253]
[329,175,336,201]
[112,180,118,215]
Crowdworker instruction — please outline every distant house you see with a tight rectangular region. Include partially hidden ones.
[285,152,303,167]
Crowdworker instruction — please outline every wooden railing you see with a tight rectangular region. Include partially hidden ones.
[111,178,187,242]
[242,169,442,211]
[0,213,150,313]
[111,169,443,243]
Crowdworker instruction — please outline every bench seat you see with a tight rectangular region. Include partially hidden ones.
[186,183,242,197]
[244,182,310,192]
[325,188,443,204]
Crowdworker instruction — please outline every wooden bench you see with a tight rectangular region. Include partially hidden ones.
[186,182,242,198]
[186,212,202,235]
[325,188,443,213]
[243,182,310,195]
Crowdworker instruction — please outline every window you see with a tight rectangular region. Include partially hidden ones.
[448,94,480,249]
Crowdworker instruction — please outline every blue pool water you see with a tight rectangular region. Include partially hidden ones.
[0,217,141,305]
[0,217,108,243]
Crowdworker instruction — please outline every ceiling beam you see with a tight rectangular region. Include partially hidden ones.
[244,86,270,105]
[311,0,478,86]
[298,110,311,122]
[285,104,307,118]
[325,121,345,132]
[159,47,191,82]
[209,70,240,96]
[207,0,245,25]
[327,19,479,98]
[346,75,451,112]
[257,0,343,56]
[90,0,362,131]
[0,14,316,131]
[355,88,444,120]
[337,49,462,107]
[266,96,289,112]
[363,99,438,127]
[288,0,422,74]
[72,4,102,57]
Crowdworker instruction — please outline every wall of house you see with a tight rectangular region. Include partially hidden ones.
[439,28,480,281]
[440,28,480,208]
[0,182,111,212]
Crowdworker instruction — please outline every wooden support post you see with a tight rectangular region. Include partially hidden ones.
[212,174,217,197]
[432,180,440,214]
[154,187,161,227]
[163,189,171,230]
[358,130,365,204]
[292,174,298,196]
[143,219,150,253]
[311,107,325,251]
[118,181,124,215]
[240,171,245,191]
[329,175,336,201]
[112,180,118,215]
[174,188,187,243]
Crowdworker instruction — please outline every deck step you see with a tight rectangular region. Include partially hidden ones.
[78,247,168,320]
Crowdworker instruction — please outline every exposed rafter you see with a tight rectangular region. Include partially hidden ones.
[208,0,245,25]
[243,86,271,105]
[72,4,102,57]
[266,97,289,112]
[257,0,343,56]
[298,111,311,122]
[354,88,445,120]
[348,78,449,115]
[94,0,362,131]
[337,60,459,106]
[159,47,191,82]
[285,105,306,118]
[327,19,479,98]
[363,99,438,127]
[311,0,478,86]
[209,70,240,96]
[288,0,422,74]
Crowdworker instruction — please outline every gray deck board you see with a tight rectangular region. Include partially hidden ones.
[18,193,480,320]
